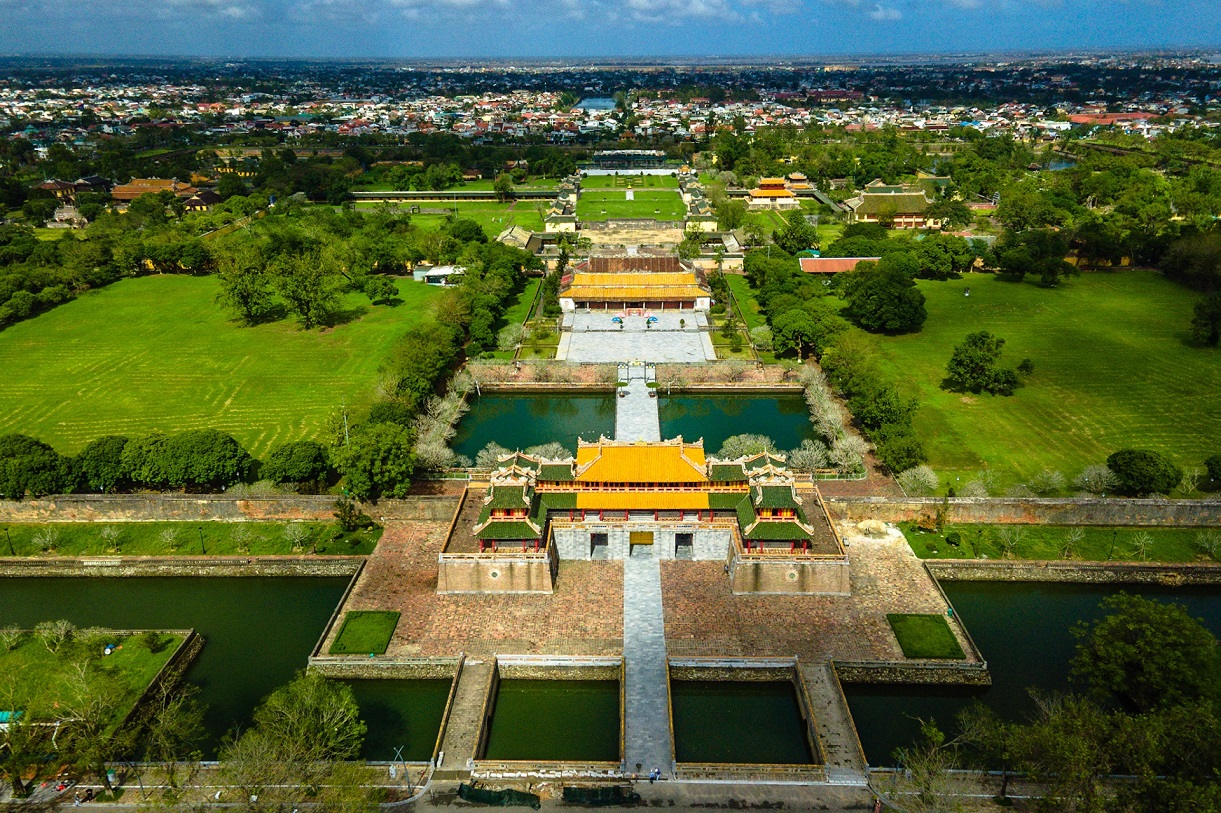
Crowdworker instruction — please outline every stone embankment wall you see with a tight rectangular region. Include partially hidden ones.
[0,556,363,578]
[496,656,622,681]
[729,557,851,596]
[825,496,1221,527]
[0,494,459,523]
[436,555,557,594]
[834,661,992,687]
[927,559,1221,585]
[308,657,461,680]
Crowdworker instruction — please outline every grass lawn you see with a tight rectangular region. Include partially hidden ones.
[0,521,381,556]
[726,274,766,330]
[352,200,545,235]
[34,228,71,242]
[901,522,1218,563]
[886,614,966,660]
[500,279,542,328]
[575,190,686,222]
[0,275,440,457]
[0,631,184,729]
[866,271,1221,490]
[580,175,679,189]
[329,611,400,655]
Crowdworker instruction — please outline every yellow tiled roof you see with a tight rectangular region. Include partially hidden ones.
[574,492,711,510]
[564,272,707,302]
[575,439,709,484]
[749,189,796,198]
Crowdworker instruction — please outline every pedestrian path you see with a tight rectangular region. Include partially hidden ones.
[614,364,661,442]
[623,554,673,776]
[801,663,868,786]
[435,658,495,780]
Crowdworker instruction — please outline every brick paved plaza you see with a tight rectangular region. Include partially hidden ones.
[327,517,978,666]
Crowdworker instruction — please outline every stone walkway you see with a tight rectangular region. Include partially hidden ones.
[435,657,495,779]
[615,366,661,442]
[562,312,715,363]
[802,663,868,784]
[623,553,673,777]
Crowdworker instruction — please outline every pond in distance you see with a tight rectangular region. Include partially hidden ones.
[658,395,813,454]
[483,680,620,762]
[452,394,616,459]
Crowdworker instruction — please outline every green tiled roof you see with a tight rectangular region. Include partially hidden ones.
[735,496,756,530]
[709,492,748,510]
[709,463,747,482]
[744,520,811,541]
[486,485,530,510]
[756,485,800,509]
[538,491,578,511]
[538,463,575,482]
[477,521,542,541]
[856,193,929,215]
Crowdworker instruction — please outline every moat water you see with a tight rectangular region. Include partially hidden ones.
[343,679,451,761]
[453,393,815,459]
[846,582,1221,765]
[483,679,620,762]
[671,680,814,764]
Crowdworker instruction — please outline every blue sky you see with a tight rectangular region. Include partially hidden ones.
[0,0,1217,58]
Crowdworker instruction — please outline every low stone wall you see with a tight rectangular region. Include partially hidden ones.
[496,656,622,681]
[308,657,461,680]
[119,630,205,732]
[673,383,805,394]
[0,556,363,578]
[0,494,459,523]
[728,556,851,596]
[834,661,992,687]
[668,659,796,682]
[927,559,1221,585]
[436,555,556,594]
[825,496,1221,527]
[479,382,616,393]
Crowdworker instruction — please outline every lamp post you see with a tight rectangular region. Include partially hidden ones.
[4,527,12,556]
[198,526,206,555]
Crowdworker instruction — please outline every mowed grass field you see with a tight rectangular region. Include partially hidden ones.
[0,275,441,457]
[868,271,1221,489]
[352,200,545,235]
[575,190,686,221]
[580,174,680,189]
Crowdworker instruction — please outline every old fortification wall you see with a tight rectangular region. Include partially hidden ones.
[833,661,992,687]
[0,556,363,578]
[0,494,459,523]
[824,497,1221,527]
[729,557,851,595]
[308,657,461,680]
[926,559,1221,585]
[436,556,556,594]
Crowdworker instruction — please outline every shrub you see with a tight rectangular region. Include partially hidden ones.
[524,442,571,459]
[717,434,777,459]
[873,423,927,473]
[749,326,773,352]
[262,440,333,492]
[1073,464,1118,495]
[334,498,375,532]
[0,434,75,499]
[787,439,830,472]
[1206,455,1221,483]
[332,422,416,501]
[1025,469,1066,496]
[897,465,939,497]
[1106,449,1183,496]
[475,442,511,469]
[958,479,989,498]
[76,435,130,493]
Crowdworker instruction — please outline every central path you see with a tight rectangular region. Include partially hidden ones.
[614,363,661,442]
[623,553,673,777]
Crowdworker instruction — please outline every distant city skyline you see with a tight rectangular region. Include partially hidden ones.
[0,0,1218,60]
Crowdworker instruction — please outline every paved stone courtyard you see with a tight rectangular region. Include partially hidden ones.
[558,312,716,363]
[329,517,977,666]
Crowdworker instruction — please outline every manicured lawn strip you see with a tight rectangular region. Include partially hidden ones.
[500,279,542,328]
[886,614,965,659]
[580,175,680,189]
[329,611,400,655]
[349,200,546,234]
[901,522,1215,563]
[726,274,766,330]
[575,190,686,221]
[0,275,440,457]
[0,632,184,730]
[0,522,380,557]
[865,271,1221,490]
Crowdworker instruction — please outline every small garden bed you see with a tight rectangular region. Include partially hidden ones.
[329,611,401,655]
[886,614,965,660]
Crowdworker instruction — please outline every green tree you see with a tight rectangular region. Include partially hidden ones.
[493,173,514,202]
[771,308,818,357]
[840,262,927,333]
[362,275,398,305]
[333,422,417,500]
[925,198,973,230]
[162,429,256,491]
[0,686,50,797]
[773,209,818,256]
[1106,448,1183,496]
[76,435,129,493]
[945,330,1009,394]
[261,440,332,492]
[272,252,341,330]
[1071,593,1221,713]
[0,433,74,499]
[215,243,275,324]
[1190,291,1221,346]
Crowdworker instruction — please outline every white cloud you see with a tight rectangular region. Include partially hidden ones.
[867,2,900,17]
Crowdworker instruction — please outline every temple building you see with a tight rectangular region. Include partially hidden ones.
[841,179,940,229]
[558,256,711,312]
[441,439,849,596]
[746,177,800,211]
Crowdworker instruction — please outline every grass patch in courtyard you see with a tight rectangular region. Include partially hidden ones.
[351,200,544,235]
[575,190,686,222]
[865,271,1221,490]
[0,630,185,730]
[886,614,965,660]
[0,521,381,557]
[580,175,680,189]
[0,275,440,457]
[726,274,766,330]
[901,522,1219,563]
[500,278,542,328]
[329,611,400,655]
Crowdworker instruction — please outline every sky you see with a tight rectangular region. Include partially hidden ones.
[0,0,1217,59]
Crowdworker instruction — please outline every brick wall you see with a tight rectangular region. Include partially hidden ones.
[0,494,459,523]
[824,496,1221,527]
[728,556,850,595]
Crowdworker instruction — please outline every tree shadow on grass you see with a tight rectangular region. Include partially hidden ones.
[324,305,370,327]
